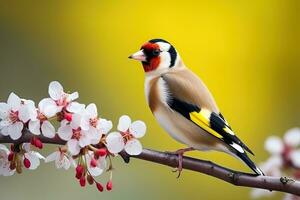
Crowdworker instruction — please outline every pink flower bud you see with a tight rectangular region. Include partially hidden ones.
[23,157,31,168]
[30,138,35,145]
[76,164,84,178]
[8,152,14,161]
[90,158,97,168]
[64,113,73,122]
[75,172,81,179]
[95,148,107,157]
[34,139,43,149]
[96,182,104,192]
[106,180,112,191]
[79,176,86,187]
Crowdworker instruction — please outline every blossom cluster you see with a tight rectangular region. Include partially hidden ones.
[0,81,146,192]
[251,128,300,200]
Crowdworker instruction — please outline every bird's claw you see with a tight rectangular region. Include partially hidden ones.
[172,167,183,178]
[166,147,194,178]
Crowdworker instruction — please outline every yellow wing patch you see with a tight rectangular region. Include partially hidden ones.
[189,110,223,139]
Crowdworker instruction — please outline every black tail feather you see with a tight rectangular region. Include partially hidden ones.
[236,151,264,176]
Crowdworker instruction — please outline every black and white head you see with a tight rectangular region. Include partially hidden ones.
[129,39,180,75]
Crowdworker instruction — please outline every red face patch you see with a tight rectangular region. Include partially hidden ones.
[141,42,161,72]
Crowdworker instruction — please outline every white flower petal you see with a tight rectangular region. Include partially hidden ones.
[78,132,91,147]
[26,152,41,170]
[117,115,131,132]
[67,139,80,155]
[1,126,9,136]
[56,156,71,170]
[44,105,60,118]
[284,128,300,147]
[0,120,12,128]
[22,143,31,152]
[38,98,58,118]
[7,93,21,111]
[290,150,300,168]
[49,81,64,100]
[41,121,55,138]
[60,119,69,126]
[97,156,107,169]
[86,103,98,118]
[97,119,113,134]
[0,144,9,153]
[38,98,54,111]
[129,120,146,138]
[69,157,77,168]
[70,113,81,129]
[85,153,105,176]
[62,157,71,170]
[106,132,125,154]
[88,165,104,177]
[8,122,23,140]
[88,127,101,144]
[0,164,14,176]
[18,105,30,123]
[27,105,37,121]
[264,136,284,155]
[263,155,283,169]
[28,120,41,135]
[80,117,90,131]
[24,99,35,107]
[33,151,45,160]
[57,125,73,141]
[67,92,79,101]
[124,139,143,155]
[0,103,10,119]
[66,102,85,114]
[45,151,59,163]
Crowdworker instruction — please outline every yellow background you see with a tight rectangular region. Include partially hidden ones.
[0,1,299,200]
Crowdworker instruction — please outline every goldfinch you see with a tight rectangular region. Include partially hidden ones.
[128,39,264,176]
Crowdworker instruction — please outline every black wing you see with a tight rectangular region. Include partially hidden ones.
[168,96,254,155]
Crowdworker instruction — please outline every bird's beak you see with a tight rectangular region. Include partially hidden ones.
[128,50,146,62]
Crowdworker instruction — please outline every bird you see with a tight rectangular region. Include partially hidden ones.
[128,38,264,177]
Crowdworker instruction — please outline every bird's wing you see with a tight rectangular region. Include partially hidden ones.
[161,69,254,155]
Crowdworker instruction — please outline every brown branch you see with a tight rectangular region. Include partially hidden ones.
[0,131,300,196]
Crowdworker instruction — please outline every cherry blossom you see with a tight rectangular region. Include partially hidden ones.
[85,151,107,177]
[0,81,148,192]
[0,93,35,140]
[106,115,146,155]
[48,81,79,112]
[28,98,57,138]
[21,143,45,170]
[80,103,113,135]
[57,115,100,155]
[79,103,112,145]
[0,144,14,176]
[264,128,300,168]
[45,148,74,170]
[251,128,300,200]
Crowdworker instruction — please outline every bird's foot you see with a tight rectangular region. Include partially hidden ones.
[166,147,194,178]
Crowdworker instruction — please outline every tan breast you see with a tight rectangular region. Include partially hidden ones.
[145,74,220,149]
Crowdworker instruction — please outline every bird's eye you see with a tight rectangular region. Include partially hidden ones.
[152,49,161,56]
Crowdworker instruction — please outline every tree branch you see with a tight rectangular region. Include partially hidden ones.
[0,131,299,196]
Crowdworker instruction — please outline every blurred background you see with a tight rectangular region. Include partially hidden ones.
[0,1,299,200]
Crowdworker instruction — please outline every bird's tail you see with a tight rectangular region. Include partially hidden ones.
[235,151,264,176]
